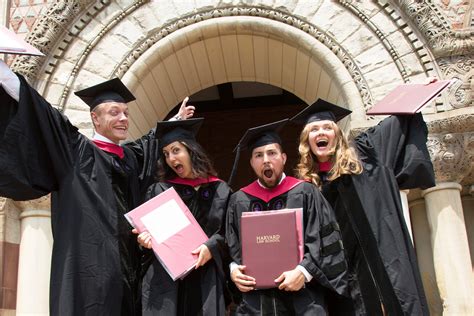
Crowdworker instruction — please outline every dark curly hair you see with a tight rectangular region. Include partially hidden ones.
[157,139,218,181]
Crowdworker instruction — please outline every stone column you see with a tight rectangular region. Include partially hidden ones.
[422,183,474,315]
[14,196,52,315]
[462,185,474,269]
[399,190,413,243]
[409,198,442,316]
[0,198,20,316]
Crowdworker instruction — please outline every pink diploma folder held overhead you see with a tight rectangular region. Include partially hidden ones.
[0,25,44,56]
[366,80,452,115]
[125,187,208,281]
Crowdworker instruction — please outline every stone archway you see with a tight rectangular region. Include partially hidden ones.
[5,1,473,314]
[13,1,443,138]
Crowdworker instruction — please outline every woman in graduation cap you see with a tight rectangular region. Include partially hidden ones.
[135,118,232,316]
[291,99,435,316]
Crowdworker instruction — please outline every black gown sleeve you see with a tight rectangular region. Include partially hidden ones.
[0,75,78,201]
[300,183,348,296]
[123,129,160,197]
[355,113,435,190]
[225,193,242,265]
[203,182,232,277]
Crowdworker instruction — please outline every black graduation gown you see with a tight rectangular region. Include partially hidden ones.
[0,76,159,315]
[142,179,232,316]
[322,114,434,316]
[226,176,348,316]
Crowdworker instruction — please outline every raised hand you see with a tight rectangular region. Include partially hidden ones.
[177,97,195,120]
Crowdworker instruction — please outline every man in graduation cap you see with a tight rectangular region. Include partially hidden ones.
[0,59,194,315]
[292,99,435,315]
[225,119,349,315]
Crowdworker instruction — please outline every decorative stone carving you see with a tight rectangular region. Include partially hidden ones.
[427,132,473,184]
[394,0,474,57]
[10,1,93,82]
[438,55,473,110]
[13,195,51,214]
[7,0,471,122]
[0,197,6,212]
[114,5,374,108]
[434,0,472,29]
[427,112,474,134]
[339,0,428,82]
[55,0,147,110]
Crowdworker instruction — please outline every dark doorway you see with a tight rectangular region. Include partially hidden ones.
[166,82,306,190]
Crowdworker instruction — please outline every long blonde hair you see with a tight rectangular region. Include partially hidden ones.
[296,121,362,186]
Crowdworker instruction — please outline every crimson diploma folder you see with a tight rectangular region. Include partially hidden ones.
[241,208,303,289]
[125,187,208,281]
[366,80,452,115]
[0,26,44,56]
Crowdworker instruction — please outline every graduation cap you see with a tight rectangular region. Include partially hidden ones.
[74,78,135,111]
[155,118,204,149]
[290,98,351,125]
[228,119,288,186]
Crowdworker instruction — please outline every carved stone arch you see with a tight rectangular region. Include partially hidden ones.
[120,15,367,138]
[11,0,468,136]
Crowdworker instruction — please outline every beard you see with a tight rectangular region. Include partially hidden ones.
[257,170,283,188]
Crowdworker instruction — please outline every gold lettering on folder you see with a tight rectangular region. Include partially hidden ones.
[256,235,281,244]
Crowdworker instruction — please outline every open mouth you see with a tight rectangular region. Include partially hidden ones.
[263,169,273,179]
[174,164,184,173]
[316,140,328,148]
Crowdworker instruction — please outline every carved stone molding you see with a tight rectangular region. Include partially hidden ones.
[13,195,51,213]
[114,5,374,108]
[427,132,473,185]
[427,112,474,134]
[0,197,6,212]
[437,55,473,110]
[339,0,434,81]
[55,0,146,111]
[393,0,474,57]
[10,1,96,82]
[9,1,471,113]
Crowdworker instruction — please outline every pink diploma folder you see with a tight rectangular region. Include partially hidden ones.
[0,25,44,56]
[366,80,452,115]
[125,187,208,281]
[241,208,304,289]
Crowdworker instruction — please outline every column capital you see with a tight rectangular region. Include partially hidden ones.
[0,197,7,212]
[422,182,462,197]
[13,195,50,213]
[426,131,473,185]
[408,198,425,208]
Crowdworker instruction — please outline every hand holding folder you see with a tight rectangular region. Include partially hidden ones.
[240,208,303,289]
[125,187,208,280]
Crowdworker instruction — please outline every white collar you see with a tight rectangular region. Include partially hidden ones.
[257,173,286,189]
[92,132,118,145]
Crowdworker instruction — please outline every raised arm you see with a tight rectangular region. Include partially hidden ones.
[124,97,196,196]
[0,59,20,101]
[355,114,435,189]
[0,62,78,200]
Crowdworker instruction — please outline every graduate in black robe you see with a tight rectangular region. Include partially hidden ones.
[0,60,194,315]
[136,118,231,315]
[226,120,348,315]
[292,99,435,315]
